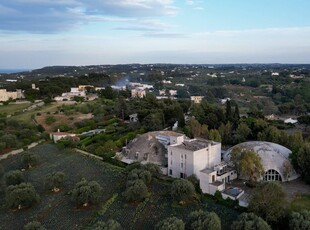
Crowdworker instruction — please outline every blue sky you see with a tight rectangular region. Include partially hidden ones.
[0,0,310,69]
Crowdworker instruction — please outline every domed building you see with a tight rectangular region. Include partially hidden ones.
[224,141,299,182]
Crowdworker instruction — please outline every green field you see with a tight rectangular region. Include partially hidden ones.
[0,144,239,230]
[290,194,310,212]
[0,102,31,115]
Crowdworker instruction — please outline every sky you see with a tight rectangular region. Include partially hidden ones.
[0,0,310,69]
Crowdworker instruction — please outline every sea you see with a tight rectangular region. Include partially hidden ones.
[0,69,30,74]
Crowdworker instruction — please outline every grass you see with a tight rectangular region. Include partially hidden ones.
[290,193,310,212]
[0,102,31,115]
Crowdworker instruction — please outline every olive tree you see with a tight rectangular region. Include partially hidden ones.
[71,178,102,207]
[289,210,310,230]
[45,171,65,192]
[171,179,195,202]
[24,221,46,230]
[4,170,25,186]
[22,151,38,169]
[249,182,287,223]
[93,219,122,230]
[127,169,152,184]
[5,183,40,209]
[187,209,221,230]
[231,212,271,230]
[155,217,185,230]
[123,179,148,202]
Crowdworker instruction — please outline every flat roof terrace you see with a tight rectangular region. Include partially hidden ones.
[173,138,219,151]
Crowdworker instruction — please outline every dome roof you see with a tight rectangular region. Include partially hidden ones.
[224,141,299,182]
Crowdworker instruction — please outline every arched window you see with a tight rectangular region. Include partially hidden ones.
[264,169,282,182]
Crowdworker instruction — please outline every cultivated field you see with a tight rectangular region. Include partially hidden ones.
[0,144,239,229]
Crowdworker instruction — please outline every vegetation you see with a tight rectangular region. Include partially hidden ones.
[230,148,264,184]
[22,151,38,169]
[93,219,122,230]
[44,171,65,192]
[231,213,271,230]
[4,170,25,186]
[71,178,102,207]
[289,210,310,230]
[187,209,221,230]
[171,179,195,202]
[5,183,40,209]
[249,182,287,223]
[24,221,46,230]
[155,217,185,230]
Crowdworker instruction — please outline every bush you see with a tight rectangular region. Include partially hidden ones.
[4,170,25,186]
[45,116,56,125]
[142,163,162,177]
[186,174,202,193]
[171,179,195,202]
[0,164,4,178]
[45,171,65,192]
[24,221,46,230]
[5,183,40,209]
[22,151,38,169]
[71,178,102,207]
[123,179,148,202]
[155,217,184,230]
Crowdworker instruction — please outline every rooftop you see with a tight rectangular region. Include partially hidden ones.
[173,138,219,151]
[222,187,244,198]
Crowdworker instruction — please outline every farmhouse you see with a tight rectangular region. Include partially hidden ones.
[190,96,204,104]
[50,131,77,143]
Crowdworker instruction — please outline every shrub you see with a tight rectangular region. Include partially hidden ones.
[171,179,195,202]
[5,183,40,209]
[24,221,46,230]
[155,217,184,230]
[4,170,25,186]
[71,178,102,207]
[45,116,56,125]
[289,210,310,230]
[127,169,152,184]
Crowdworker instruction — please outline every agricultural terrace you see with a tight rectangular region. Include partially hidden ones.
[0,144,240,229]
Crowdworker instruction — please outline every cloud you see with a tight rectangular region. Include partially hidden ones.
[0,0,177,33]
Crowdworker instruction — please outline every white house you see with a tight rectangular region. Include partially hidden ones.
[168,138,221,180]
[50,131,77,143]
[191,96,204,104]
[284,118,298,124]
[0,89,24,101]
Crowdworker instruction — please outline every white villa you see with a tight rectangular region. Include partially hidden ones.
[0,89,24,102]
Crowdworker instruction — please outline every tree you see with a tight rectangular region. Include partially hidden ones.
[231,212,271,230]
[155,217,184,230]
[249,182,287,223]
[230,148,264,184]
[71,178,102,207]
[127,169,152,184]
[123,179,148,202]
[236,123,251,142]
[171,179,195,202]
[24,221,46,230]
[142,163,162,177]
[289,210,310,230]
[233,104,240,122]
[45,171,65,192]
[298,115,310,131]
[208,129,222,142]
[282,160,293,182]
[226,100,232,122]
[93,219,122,230]
[5,183,40,209]
[22,151,38,169]
[4,170,25,186]
[187,210,221,230]
[219,122,232,145]
[296,144,310,184]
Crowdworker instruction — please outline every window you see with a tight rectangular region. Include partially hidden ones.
[185,154,186,159]
[181,163,183,168]
[180,173,184,178]
[264,169,282,182]
[169,169,172,175]
[181,154,183,158]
